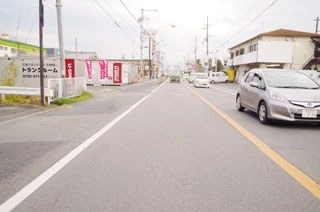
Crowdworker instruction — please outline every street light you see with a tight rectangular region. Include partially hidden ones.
[159,25,176,30]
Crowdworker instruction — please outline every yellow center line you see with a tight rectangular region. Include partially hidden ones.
[188,86,320,200]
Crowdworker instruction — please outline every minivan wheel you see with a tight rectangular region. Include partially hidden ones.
[236,95,245,112]
[258,102,270,124]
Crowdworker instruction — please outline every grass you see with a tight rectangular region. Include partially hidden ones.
[0,95,41,105]
[0,91,93,106]
[50,91,93,106]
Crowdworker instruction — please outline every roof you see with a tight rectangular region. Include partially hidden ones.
[260,28,319,37]
[228,28,320,49]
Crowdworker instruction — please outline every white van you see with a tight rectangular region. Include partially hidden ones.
[209,72,229,84]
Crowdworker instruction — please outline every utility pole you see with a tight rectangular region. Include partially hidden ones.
[139,9,157,79]
[75,37,77,60]
[56,0,65,77]
[314,17,320,71]
[39,0,45,106]
[315,17,320,34]
[203,16,210,73]
[139,9,144,77]
[206,16,209,57]
[148,37,151,78]
[194,36,197,71]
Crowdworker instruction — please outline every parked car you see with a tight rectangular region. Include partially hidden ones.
[299,70,320,83]
[169,72,181,83]
[209,72,229,84]
[189,72,199,83]
[194,73,210,88]
[236,68,320,124]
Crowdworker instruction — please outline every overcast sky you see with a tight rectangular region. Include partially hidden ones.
[0,0,319,66]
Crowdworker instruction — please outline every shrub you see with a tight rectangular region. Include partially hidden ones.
[0,60,18,86]
[51,91,93,106]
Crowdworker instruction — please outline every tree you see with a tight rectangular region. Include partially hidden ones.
[216,59,224,72]
[208,58,213,71]
[196,59,203,72]
[0,61,18,86]
[90,54,99,60]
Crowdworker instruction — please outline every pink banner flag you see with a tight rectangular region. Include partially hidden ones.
[65,59,75,78]
[85,59,92,80]
[99,60,108,80]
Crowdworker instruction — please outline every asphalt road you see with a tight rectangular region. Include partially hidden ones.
[0,80,319,211]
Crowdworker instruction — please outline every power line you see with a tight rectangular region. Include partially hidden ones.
[239,0,264,20]
[119,0,140,27]
[101,0,139,34]
[25,13,37,43]
[25,4,37,43]
[93,0,135,42]
[119,0,154,38]
[15,0,24,41]
[216,0,278,48]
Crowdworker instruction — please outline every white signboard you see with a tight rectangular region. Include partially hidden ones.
[0,57,61,87]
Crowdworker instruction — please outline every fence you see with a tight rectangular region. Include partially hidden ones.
[47,77,87,105]
[0,78,86,105]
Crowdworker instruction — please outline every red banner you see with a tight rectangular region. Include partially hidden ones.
[85,59,92,80]
[113,63,122,83]
[65,59,75,78]
[99,60,108,80]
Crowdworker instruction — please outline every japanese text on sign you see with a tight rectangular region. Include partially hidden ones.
[22,62,59,79]
[113,63,122,83]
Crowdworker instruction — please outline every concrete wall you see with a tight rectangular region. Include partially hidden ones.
[74,59,139,85]
[0,57,140,87]
[257,40,293,63]
[0,57,61,87]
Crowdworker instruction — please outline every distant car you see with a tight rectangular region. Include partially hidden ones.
[236,68,320,124]
[189,72,199,83]
[169,73,181,83]
[194,73,210,88]
[209,72,229,84]
[183,73,189,81]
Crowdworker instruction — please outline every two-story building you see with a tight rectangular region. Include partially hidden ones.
[0,33,46,57]
[227,28,320,82]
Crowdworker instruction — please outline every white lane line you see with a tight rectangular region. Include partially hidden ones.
[211,85,237,95]
[0,108,56,124]
[0,107,40,118]
[0,86,160,212]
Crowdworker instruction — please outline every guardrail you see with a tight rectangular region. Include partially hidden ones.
[0,86,54,104]
[0,78,86,105]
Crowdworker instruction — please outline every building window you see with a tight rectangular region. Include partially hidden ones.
[240,48,245,55]
[249,44,258,52]
[235,50,239,56]
[230,52,234,59]
[11,49,16,54]
[0,46,3,50]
